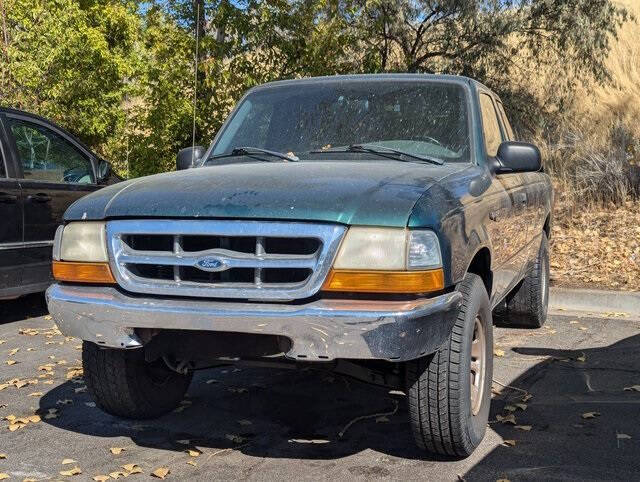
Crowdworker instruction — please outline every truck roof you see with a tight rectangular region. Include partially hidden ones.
[249,73,496,97]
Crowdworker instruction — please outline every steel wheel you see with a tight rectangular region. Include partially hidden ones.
[470,315,486,416]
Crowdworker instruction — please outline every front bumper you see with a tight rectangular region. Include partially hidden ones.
[46,284,462,362]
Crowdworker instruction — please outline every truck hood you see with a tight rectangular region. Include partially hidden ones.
[65,161,465,227]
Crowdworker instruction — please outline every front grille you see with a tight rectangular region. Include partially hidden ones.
[106,220,346,300]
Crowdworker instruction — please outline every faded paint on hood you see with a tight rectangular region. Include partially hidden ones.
[65,161,466,227]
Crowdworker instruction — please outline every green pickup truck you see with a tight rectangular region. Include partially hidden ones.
[47,74,553,457]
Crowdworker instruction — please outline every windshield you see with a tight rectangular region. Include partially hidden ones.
[206,80,471,164]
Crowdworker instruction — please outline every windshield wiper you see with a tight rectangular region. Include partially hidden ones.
[209,146,299,162]
[311,143,444,166]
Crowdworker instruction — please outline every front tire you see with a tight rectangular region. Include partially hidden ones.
[406,273,493,458]
[82,341,192,419]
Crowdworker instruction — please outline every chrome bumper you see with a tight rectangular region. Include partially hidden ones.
[46,284,462,362]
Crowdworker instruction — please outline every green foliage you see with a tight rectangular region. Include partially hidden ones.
[0,0,631,177]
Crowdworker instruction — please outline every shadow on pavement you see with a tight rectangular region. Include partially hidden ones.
[466,334,640,480]
[38,335,640,474]
[0,293,48,324]
[40,365,432,462]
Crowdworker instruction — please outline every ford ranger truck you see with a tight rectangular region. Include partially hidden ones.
[46,74,553,458]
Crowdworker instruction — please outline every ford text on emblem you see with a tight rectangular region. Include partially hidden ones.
[195,256,228,272]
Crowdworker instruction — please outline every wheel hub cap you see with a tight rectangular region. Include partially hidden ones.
[470,315,486,416]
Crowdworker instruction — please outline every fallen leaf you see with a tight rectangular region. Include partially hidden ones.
[504,405,517,412]
[0,454,5,459]
[5,360,17,366]
[74,386,87,394]
[92,476,110,482]
[582,411,600,419]
[8,348,19,356]
[515,425,532,431]
[494,349,505,357]
[205,379,219,384]
[59,466,82,476]
[579,327,587,331]
[503,439,516,447]
[151,467,170,479]
[175,440,190,445]
[375,415,389,423]
[521,394,533,402]
[122,463,142,474]
[186,460,197,467]
[288,438,330,444]
[109,471,127,479]
[237,419,252,426]
[62,458,76,465]
[496,414,516,425]
[515,403,528,411]
[576,354,586,362]
[617,433,631,440]
[496,479,511,482]
[0,474,8,480]
[109,447,124,455]
[56,399,73,405]
[623,385,640,392]
[27,392,43,397]
[28,415,40,423]
[187,449,201,457]
[569,320,579,324]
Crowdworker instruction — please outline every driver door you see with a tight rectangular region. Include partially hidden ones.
[5,112,100,286]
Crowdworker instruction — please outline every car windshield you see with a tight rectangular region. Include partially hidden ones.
[205,80,471,165]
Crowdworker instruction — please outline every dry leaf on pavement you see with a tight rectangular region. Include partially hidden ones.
[122,463,142,474]
[496,414,516,425]
[61,458,76,465]
[59,466,82,476]
[515,425,532,431]
[151,467,170,479]
[502,439,516,447]
[92,476,110,482]
[109,447,125,455]
[226,434,247,444]
[623,385,640,392]
[187,449,201,457]
[0,473,9,480]
[186,460,197,467]
[617,433,631,440]
[582,411,600,419]
[109,471,127,479]
[494,349,505,357]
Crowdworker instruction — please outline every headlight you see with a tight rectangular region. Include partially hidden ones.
[323,227,444,293]
[57,222,108,262]
[52,222,115,283]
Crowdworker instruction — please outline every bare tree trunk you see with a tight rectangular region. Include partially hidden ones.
[0,0,9,60]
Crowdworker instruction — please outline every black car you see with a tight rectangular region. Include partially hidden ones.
[0,107,117,299]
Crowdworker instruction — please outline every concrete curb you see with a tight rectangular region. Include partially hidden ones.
[550,287,640,316]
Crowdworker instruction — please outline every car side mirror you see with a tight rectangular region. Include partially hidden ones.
[492,141,542,174]
[177,146,205,171]
[96,159,111,183]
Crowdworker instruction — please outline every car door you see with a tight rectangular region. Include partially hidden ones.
[478,92,529,300]
[4,112,101,286]
[495,99,544,265]
[0,116,24,294]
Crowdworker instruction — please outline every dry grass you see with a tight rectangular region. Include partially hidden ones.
[551,195,640,291]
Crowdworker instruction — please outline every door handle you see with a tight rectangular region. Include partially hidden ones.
[27,193,52,203]
[0,192,18,203]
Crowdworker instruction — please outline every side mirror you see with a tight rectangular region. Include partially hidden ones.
[177,146,205,171]
[96,159,111,183]
[492,141,542,174]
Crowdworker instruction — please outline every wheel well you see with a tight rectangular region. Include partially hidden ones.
[467,247,492,296]
[543,215,551,239]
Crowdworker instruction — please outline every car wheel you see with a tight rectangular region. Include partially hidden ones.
[406,273,493,458]
[498,233,550,328]
[82,341,192,419]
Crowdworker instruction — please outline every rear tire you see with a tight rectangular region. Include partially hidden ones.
[82,341,192,419]
[406,273,493,458]
[498,233,550,328]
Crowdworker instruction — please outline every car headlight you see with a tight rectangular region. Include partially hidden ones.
[52,222,115,283]
[323,227,444,293]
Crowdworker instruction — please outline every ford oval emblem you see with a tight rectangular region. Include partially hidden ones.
[195,256,228,272]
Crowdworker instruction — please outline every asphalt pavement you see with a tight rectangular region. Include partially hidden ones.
[1,294,639,481]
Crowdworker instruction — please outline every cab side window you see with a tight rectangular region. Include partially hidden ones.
[0,146,6,178]
[479,93,504,157]
[9,118,94,184]
[496,101,515,140]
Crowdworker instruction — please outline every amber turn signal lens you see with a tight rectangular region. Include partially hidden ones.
[322,268,445,294]
[52,261,116,284]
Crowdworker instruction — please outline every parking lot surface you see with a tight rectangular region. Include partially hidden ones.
[1,294,640,481]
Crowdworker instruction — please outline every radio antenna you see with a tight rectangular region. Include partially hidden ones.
[191,1,200,165]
